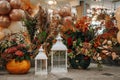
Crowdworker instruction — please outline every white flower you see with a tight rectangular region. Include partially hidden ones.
[98,57,102,60]
[107,40,112,45]
[102,50,108,53]
[103,45,108,49]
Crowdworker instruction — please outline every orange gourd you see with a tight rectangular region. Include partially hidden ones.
[6,59,31,74]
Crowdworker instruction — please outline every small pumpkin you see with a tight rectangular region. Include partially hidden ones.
[6,59,31,74]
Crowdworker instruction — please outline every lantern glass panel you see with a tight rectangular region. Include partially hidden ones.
[36,60,47,73]
[53,51,66,68]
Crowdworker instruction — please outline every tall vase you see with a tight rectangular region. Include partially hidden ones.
[79,54,91,69]
[6,59,31,74]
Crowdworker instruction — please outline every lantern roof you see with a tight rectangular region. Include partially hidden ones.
[35,46,48,59]
[51,33,67,50]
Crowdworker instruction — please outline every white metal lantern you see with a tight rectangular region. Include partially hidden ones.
[35,46,48,75]
[51,33,68,73]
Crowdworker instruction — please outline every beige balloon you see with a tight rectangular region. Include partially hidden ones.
[0,15,11,28]
[117,22,120,30]
[115,7,120,21]
[0,0,11,14]
[117,31,120,43]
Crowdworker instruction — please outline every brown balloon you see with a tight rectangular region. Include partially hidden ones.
[0,15,11,28]
[0,0,11,15]
[10,0,21,9]
[9,9,25,21]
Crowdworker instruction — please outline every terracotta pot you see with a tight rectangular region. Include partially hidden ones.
[9,9,25,21]
[0,0,11,14]
[10,0,21,9]
[0,15,11,28]
[6,59,31,74]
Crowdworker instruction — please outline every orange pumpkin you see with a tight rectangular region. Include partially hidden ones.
[6,59,31,74]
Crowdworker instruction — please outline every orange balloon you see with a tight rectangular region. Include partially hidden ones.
[0,0,11,14]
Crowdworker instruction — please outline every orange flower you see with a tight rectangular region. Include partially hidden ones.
[17,44,26,49]
[75,17,89,33]
[67,49,72,53]
[105,20,114,29]
[15,50,24,57]
[5,47,17,54]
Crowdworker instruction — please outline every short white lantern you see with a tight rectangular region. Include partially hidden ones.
[51,33,68,73]
[35,46,48,75]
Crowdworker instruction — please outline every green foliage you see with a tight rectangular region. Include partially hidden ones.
[23,18,37,42]
[37,31,47,44]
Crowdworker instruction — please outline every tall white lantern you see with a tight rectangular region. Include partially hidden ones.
[51,33,68,73]
[35,46,48,75]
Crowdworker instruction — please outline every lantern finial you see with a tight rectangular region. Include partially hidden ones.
[39,45,44,52]
[35,45,48,59]
[56,33,62,41]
